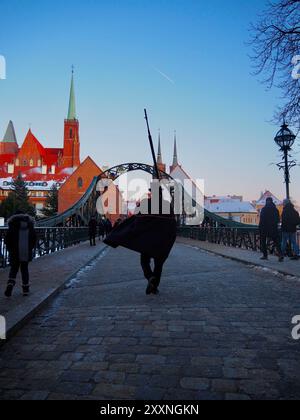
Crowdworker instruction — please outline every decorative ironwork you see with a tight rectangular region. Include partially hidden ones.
[0,227,89,269]
[38,163,173,228]
[177,226,299,255]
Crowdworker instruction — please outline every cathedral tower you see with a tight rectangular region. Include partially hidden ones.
[0,121,19,155]
[63,70,80,168]
[157,130,166,173]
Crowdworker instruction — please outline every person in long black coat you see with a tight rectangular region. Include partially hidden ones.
[4,212,37,297]
[259,197,283,261]
[88,216,98,246]
[105,188,177,295]
[281,200,300,259]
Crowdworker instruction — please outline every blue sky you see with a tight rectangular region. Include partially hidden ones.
[0,0,299,203]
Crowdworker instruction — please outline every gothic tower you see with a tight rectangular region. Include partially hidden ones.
[0,121,19,155]
[63,70,80,168]
[157,130,166,173]
[170,131,179,173]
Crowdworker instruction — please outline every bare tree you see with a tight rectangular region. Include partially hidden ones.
[250,0,300,130]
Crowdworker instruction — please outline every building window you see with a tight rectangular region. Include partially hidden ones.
[37,159,42,167]
[78,177,83,188]
[15,159,20,167]
[30,159,34,167]
[70,129,73,139]
[23,160,28,166]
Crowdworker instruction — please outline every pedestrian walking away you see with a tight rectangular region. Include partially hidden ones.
[104,218,113,237]
[88,216,98,246]
[105,185,177,295]
[98,218,105,241]
[4,211,37,297]
[259,197,284,262]
[281,199,300,260]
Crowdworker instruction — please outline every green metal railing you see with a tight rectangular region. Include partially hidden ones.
[178,226,261,251]
[0,227,89,269]
[178,226,300,253]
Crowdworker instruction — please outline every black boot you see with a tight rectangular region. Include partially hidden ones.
[146,277,156,295]
[5,280,16,298]
[22,284,30,297]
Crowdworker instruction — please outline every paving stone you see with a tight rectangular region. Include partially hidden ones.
[94,371,126,385]
[93,383,136,399]
[136,355,166,365]
[212,379,238,393]
[20,391,49,400]
[50,382,94,396]
[109,363,139,374]
[1,244,300,400]
[180,378,210,391]
[225,393,251,401]
[135,386,165,401]
[59,370,95,383]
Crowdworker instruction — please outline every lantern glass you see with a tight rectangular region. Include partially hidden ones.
[274,123,296,149]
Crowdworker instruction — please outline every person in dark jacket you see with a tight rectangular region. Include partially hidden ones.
[88,216,98,246]
[281,199,300,260]
[259,197,283,261]
[104,218,113,236]
[98,219,105,241]
[4,212,37,297]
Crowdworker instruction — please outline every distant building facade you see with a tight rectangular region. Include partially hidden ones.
[205,196,259,225]
[254,190,283,216]
[0,73,80,215]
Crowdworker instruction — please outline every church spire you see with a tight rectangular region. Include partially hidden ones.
[67,67,77,120]
[172,131,178,167]
[157,130,163,164]
[2,121,17,144]
[0,120,19,155]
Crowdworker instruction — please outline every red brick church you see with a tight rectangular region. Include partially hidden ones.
[0,73,104,215]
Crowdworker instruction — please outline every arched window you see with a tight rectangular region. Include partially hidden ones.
[15,159,20,167]
[77,177,83,188]
[70,129,73,139]
[30,159,34,167]
[23,160,28,166]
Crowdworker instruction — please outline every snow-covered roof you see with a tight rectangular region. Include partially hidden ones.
[256,191,282,206]
[206,201,257,214]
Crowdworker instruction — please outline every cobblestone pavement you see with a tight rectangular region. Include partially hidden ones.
[1,243,300,400]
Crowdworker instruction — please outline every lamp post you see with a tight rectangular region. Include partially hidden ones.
[274,123,296,201]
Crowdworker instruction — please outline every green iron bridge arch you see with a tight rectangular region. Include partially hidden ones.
[37,162,251,229]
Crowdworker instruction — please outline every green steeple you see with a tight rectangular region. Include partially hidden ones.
[67,70,77,120]
[2,120,18,143]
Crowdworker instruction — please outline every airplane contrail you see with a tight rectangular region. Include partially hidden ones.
[153,67,175,84]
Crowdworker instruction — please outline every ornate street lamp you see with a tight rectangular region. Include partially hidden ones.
[274,123,297,200]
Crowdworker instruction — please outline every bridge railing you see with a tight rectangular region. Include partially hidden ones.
[178,226,300,253]
[0,227,89,269]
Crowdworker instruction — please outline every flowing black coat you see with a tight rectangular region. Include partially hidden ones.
[104,198,177,259]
